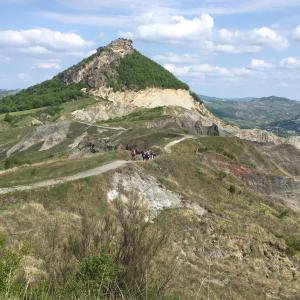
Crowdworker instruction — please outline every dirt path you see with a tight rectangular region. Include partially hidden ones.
[164,135,195,153]
[0,135,194,195]
[76,121,126,131]
[0,160,130,195]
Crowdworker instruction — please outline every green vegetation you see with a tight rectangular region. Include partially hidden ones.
[105,107,166,124]
[0,196,172,299]
[0,77,87,113]
[0,234,22,297]
[0,133,300,298]
[189,91,203,104]
[112,51,189,91]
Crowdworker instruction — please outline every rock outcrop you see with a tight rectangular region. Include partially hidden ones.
[61,39,134,88]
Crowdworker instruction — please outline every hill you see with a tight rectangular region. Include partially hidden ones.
[0,39,300,299]
[0,39,190,113]
[204,95,300,136]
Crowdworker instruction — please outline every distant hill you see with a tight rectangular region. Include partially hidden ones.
[203,95,300,136]
[0,89,18,99]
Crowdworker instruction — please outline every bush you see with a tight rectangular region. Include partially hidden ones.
[229,185,236,194]
[285,236,300,256]
[4,113,13,123]
[0,234,22,296]
[78,252,119,293]
[4,158,21,169]
[190,91,203,104]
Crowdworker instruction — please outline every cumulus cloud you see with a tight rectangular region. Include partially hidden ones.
[204,26,289,54]
[280,57,300,68]
[251,27,288,50]
[136,14,214,42]
[0,28,92,52]
[249,59,273,70]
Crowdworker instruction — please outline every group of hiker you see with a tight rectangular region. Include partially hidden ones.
[130,148,157,161]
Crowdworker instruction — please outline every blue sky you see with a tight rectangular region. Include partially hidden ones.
[1,0,300,99]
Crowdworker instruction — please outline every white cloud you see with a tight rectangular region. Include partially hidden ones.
[34,62,61,70]
[204,41,261,54]
[205,26,289,54]
[0,28,92,52]
[280,57,300,68]
[136,14,214,42]
[251,27,288,50]
[293,25,300,40]
[164,63,252,79]
[249,59,273,70]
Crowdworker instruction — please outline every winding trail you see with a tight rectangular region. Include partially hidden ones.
[0,135,195,195]
[0,160,130,195]
[164,135,195,153]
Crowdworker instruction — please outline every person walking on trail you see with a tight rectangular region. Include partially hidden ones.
[131,148,137,161]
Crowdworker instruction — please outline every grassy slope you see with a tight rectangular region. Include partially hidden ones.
[0,136,299,299]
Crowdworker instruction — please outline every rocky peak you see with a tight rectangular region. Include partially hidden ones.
[61,38,134,88]
[106,38,133,57]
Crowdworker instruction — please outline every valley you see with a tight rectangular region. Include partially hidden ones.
[203,95,300,136]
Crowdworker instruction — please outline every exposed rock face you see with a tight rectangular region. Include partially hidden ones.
[62,39,134,88]
[288,136,300,150]
[61,37,300,151]
[244,174,300,211]
[7,122,70,157]
[257,143,300,176]
[230,128,284,144]
[77,138,117,154]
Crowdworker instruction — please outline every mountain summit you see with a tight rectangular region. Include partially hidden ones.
[0,38,190,113]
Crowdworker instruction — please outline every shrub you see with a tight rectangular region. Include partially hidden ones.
[229,185,236,194]
[285,236,300,256]
[190,91,203,104]
[0,234,22,296]
[78,252,119,293]
[4,158,21,169]
[4,113,13,123]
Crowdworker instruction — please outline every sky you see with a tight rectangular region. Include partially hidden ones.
[1,0,300,99]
